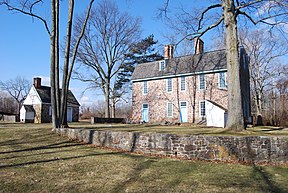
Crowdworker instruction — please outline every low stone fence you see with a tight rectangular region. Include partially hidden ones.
[90,117,126,124]
[55,128,288,164]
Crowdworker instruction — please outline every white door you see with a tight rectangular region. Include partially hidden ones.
[67,107,73,122]
[180,102,188,123]
[142,103,149,122]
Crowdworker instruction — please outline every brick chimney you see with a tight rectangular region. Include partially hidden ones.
[194,37,204,54]
[33,77,41,88]
[164,45,174,59]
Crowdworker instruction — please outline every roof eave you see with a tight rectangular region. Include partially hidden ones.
[132,68,227,83]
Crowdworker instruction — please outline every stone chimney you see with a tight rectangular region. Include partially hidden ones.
[33,77,41,88]
[164,45,174,59]
[194,37,204,54]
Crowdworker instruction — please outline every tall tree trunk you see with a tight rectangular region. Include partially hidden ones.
[60,0,75,127]
[255,91,263,125]
[111,100,115,118]
[55,0,60,122]
[104,80,110,118]
[50,0,58,129]
[223,0,245,131]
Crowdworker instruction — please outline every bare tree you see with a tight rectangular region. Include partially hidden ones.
[162,0,288,131]
[0,76,30,114]
[1,0,94,128]
[239,29,288,125]
[0,91,18,114]
[74,0,141,118]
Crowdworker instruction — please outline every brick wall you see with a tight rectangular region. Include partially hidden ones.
[55,128,288,164]
[132,73,228,123]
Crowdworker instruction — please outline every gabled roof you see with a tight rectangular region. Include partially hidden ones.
[23,105,35,112]
[35,86,80,106]
[132,49,227,81]
[206,100,227,112]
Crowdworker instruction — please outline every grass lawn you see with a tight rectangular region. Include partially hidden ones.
[0,123,288,193]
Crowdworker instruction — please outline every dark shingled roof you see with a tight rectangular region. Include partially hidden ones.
[23,105,35,112]
[35,86,80,106]
[132,49,227,81]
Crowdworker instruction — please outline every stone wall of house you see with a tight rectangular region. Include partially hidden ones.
[55,128,288,164]
[33,104,42,123]
[132,72,228,123]
[41,104,51,123]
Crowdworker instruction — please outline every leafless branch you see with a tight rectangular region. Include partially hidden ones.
[198,4,221,31]
[1,0,51,35]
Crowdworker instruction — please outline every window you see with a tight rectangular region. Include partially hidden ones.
[143,81,148,94]
[219,72,227,89]
[180,77,186,91]
[200,101,206,117]
[167,78,173,92]
[180,101,187,107]
[143,103,148,109]
[159,60,166,71]
[167,102,173,117]
[199,74,206,90]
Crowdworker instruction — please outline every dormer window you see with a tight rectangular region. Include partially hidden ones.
[159,60,166,71]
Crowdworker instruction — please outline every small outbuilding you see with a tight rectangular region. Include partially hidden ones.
[205,100,227,128]
[20,105,35,123]
[20,77,80,123]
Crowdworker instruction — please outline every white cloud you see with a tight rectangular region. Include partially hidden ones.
[79,95,93,106]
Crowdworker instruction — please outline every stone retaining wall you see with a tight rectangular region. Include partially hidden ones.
[55,128,288,164]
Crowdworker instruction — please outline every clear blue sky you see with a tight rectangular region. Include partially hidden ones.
[1,0,207,105]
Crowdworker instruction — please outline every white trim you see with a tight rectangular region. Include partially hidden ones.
[132,69,227,83]
[143,81,148,95]
[198,74,206,90]
[167,102,173,117]
[166,78,173,92]
[180,101,188,123]
[199,100,206,117]
[142,103,149,122]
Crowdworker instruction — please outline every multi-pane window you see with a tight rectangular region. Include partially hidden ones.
[167,78,173,92]
[159,61,166,71]
[180,77,186,91]
[180,102,187,108]
[199,74,206,90]
[143,81,148,94]
[219,72,227,88]
[167,102,173,117]
[200,101,206,117]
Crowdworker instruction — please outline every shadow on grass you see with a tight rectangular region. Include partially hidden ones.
[0,134,55,147]
[0,149,73,160]
[0,151,123,169]
[253,165,284,193]
[0,141,83,154]
[111,157,158,192]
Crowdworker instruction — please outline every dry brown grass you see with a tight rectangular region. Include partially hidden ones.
[0,123,288,193]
